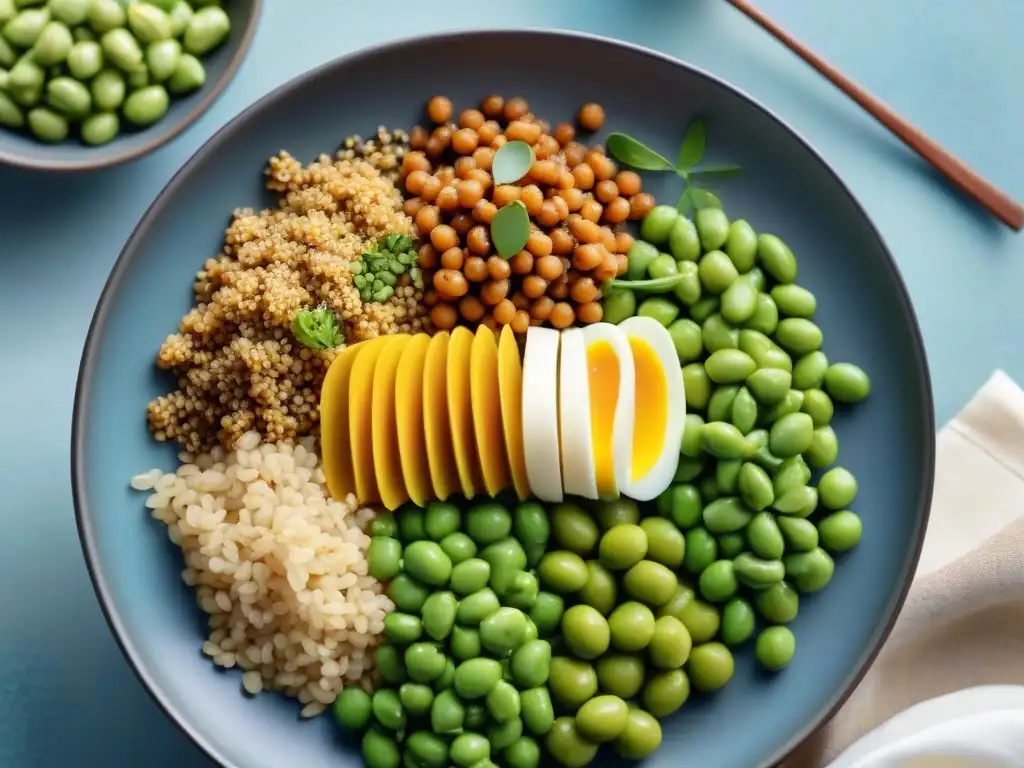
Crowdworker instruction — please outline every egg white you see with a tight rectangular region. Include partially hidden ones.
[558,328,598,499]
[618,316,687,501]
[521,327,563,503]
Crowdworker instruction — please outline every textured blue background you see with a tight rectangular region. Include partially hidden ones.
[0,1,1020,766]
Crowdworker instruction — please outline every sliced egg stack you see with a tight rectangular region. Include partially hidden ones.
[320,321,686,510]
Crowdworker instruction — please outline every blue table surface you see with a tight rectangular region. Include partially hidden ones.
[1,1,1021,765]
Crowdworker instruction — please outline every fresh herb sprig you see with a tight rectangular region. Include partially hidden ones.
[351,232,419,303]
[291,304,344,351]
[606,118,742,215]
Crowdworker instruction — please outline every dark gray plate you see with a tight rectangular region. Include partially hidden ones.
[73,29,933,768]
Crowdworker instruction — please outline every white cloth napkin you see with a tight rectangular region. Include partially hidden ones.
[784,370,1024,768]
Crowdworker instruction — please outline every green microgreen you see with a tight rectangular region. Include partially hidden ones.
[291,304,344,350]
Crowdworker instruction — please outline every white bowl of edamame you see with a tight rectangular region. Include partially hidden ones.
[0,0,261,171]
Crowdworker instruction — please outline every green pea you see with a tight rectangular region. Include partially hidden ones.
[601,287,636,325]
[773,485,819,518]
[745,292,779,335]
[374,645,407,685]
[647,252,678,280]
[668,215,701,261]
[123,83,168,127]
[769,412,814,457]
[26,106,66,142]
[698,250,739,294]
[673,417,703,463]
[713,598,753,649]
[367,536,401,580]
[440,532,478,564]
[362,727,401,768]
[593,498,640,530]
[807,425,839,469]
[702,313,739,354]
[0,91,23,127]
[385,612,423,644]
[183,4,229,54]
[465,502,512,544]
[480,538,527,593]
[595,653,645,699]
[406,642,447,684]
[0,35,14,67]
[625,240,658,280]
[623,560,678,607]
[421,591,458,641]
[450,734,490,767]
[65,40,103,80]
[451,657,502,700]
[127,64,150,90]
[637,296,679,327]
[738,463,774,513]
[402,540,452,586]
[548,657,598,710]
[550,502,598,555]
[698,559,737,602]
[703,497,753,534]
[577,560,617,615]
[785,547,835,593]
[690,294,720,323]
[775,318,823,356]
[818,510,863,552]
[769,284,816,318]
[757,234,797,283]
[430,688,465,733]
[538,551,588,592]
[718,459,745,493]
[734,552,785,588]
[332,685,373,730]
[450,558,490,595]
[3,8,48,48]
[720,277,758,325]
[677,597,721,644]
[31,21,72,66]
[687,642,735,692]
[801,388,834,427]
[747,368,792,406]
[456,588,500,625]
[705,349,756,385]
[793,350,828,390]
[8,56,43,106]
[672,259,703,305]
[435,655,456,690]
[668,318,703,362]
[777,516,819,553]
[598,524,647,570]
[700,475,720,504]
[450,626,482,661]
[168,0,193,36]
[127,1,171,43]
[756,626,796,671]
[819,466,858,509]
[485,679,521,723]
[372,689,406,731]
[675,457,705,483]
[683,526,718,574]
[723,219,758,271]
[49,0,87,25]
[546,717,599,768]
[406,732,448,768]
[512,501,548,545]
[576,695,630,743]
[640,205,679,245]
[647,614,691,669]
[642,668,690,718]
[559,604,609,659]
[614,708,663,760]
[508,638,551,688]
[87,0,124,32]
[608,601,656,651]
[744,266,767,292]
[100,28,142,72]
[695,207,729,251]
[0,0,12,23]
[717,532,745,559]
[639,519,685,569]
[755,581,799,624]
[520,686,554,735]
[701,421,747,459]
[655,485,700,531]
[529,591,564,637]
[90,68,125,111]
[167,51,205,94]
[823,362,872,404]
[398,682,434,716]
[503,737,540,768]
[746,511,784,559]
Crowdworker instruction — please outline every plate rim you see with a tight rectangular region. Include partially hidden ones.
[70,26,936,768]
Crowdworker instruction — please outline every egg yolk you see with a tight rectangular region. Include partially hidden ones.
[629,337,667,483]
[587,340,620,496]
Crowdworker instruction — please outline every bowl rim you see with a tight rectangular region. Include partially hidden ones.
[71,27,936,768]
[0,0,264,173]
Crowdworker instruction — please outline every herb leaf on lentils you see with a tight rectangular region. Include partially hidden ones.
[291,305,344,350]
[691,163,744,179]
[676,117,707,171]
[606,132,675,171]
[491,200,531,258]
[492,140,536,185]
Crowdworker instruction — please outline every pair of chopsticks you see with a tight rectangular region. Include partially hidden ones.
[726,0,1023,231]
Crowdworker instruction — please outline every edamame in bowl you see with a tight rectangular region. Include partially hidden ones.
[0,0,261,171]
[73,29,934,768]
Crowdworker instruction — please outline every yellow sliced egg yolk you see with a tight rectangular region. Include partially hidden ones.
[471,328,511,497]
[498,325,531,500]
[395,334,433,508]
[319,342,361,501]
[448,326,484,498]
[348,335,393,504]
[423,332,460,501]
[587,339,621,497]
[629,337,668,483]
[372,334,411,511]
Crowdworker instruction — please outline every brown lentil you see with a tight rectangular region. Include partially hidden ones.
[578,102,606,131]
[427,96,453,124]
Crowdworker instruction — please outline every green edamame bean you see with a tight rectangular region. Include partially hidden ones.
[668,318,703,362]
[675,458,705,484]
[818,510,863,552]
[435,657,456,692]
[548,657,598,710]
[731,387,758,434]
[695,207,729,251]
[690,295,720,323]
[0,90,23,126]
[744,265,766,290]
[774,455,810,492]
[683,526,718,574]
[708,388,739,425]
[771,284,816,318]
[738,463,775,513]
[3,8,48,48]
[614,708,663,761]
[668,215,701,261]
[772,485,818,518]
[756,581,800,623]
[0,35,14,67]
[807,425,839,469]
[398,682,434,716]
[466,503,512,544]
[372,689,406,731]
[183,4,230,55]
[701,421,747,459]
[745,292,780,335]
[757,234,797,284]
[90,68,124,111]
[759,346,794,373]
[123,83,168,126]
[0,0,10,25]
[699,250,739,294]
[576,695,629,743]
[703,497,753,534]
[368,537,402,580]
[480,537,527,593]
[647,253,678,280]
[145,37,180,81]
[793,350,828,390]
[802,388,834,427]
[547,717,599,768]
[746,368,793,406]
[705,349,757,384]
[100,28,142,71]
[374,645,407,685]
[430,689,465,732]
[596,653,645,699]
[422,591,458,641]
[608,601,655,651]
[637,296,679,327]
[658,483,702,530]
[769,412,814,457]
[642,669,690,718]
[733,552,785,588]
[721,597,756,646]
[602,287,635,325]
[658,583,696,622]
[363,728,401,768]
[127,64,150,90]
[456,588,500,625]
[578,560,617,615]
[520,688,554,737]
[168,1,193,36]
[450,734,490,768]
[824,362,872,403]
[529,591,564,637]
[698,559,737,602]
[439,532,477,565]
[819,466,858,509]
[700,475,720,504]
[402,540,452,586]
[717,532,745,559]
[26,106,66,142]
[598,524,647,570]
[775,318,823,356]
[677,414,704,459]
[167,51,205,94]
[128,1,171,43]
[513,500,548,544]
[561,604,610,659]
[672,259,703,305]
[725,219,758,272]
[677,598,721,644]
[738,328,774,358]
[49,0,87,25]
[66,40,103,79]
[649,614,691,668]
[639,519,685,569]
[8,55,43,105]
[640,205,679,245]
[538,551,588,592]
[625,240,658,280]
[509,638,551,688]
[687,642,735,692]
[31,21,72,66]
[87,0,124,32]
[405,642,447,683]
[593,499,639,530]
[784,547,835,593]
[486,679,521,723]
[450,558,490,595]
[747,511,784,559]
[406,732,448,768]
[551,502,599,555]
[702,313,739,353]
[453,657,503,700]
[756,626,796,671]
[777,516,818,552]
[504,737,540,768]
[721,277,758,324]
[332,685,373,729]
[450,625,481,660]
[624,560,678,607]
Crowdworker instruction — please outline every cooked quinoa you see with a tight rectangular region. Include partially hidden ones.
[338,125,409,184]
[148,154,427,453]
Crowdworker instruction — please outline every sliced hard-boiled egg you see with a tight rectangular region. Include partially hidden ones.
[372,334,411,511]
[471,327,511,497]
[581,323,635,500]
[558,328,598,499]
[521,326,563,503]
[447,326,485,499]
[319,342,361,501]
[395,334,433,508]
[498,325,531,501]
[618,316,687,501]
[348,335,394,504]
[423,332,460,501]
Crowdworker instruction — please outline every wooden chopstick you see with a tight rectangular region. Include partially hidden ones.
[725,0,1024,231]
